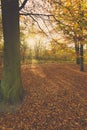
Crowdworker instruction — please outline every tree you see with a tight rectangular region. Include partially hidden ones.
[50,0,87,71]
[0,0,52,104]
[0,0,28,104]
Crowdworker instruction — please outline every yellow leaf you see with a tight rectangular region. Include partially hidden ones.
[74,23,78,29]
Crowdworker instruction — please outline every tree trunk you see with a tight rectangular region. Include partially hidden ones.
[80,44,84,71]
[1,0,23,104]
[75,43,80,64]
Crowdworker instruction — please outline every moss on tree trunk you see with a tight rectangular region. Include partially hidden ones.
[1,0,23,104]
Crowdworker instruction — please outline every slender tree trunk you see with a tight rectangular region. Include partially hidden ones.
[75,43,80,64]
[80,44,84,71]
[78,0,84,71]
[1,0,23,104]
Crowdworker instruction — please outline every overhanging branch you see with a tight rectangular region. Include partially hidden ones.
[19,13,53,17]
[19,0,28,11]
[29,15,48,37]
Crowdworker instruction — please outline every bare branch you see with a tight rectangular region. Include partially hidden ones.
[29,15,48,37]
[19,0,28,11]
[19,12,53,17]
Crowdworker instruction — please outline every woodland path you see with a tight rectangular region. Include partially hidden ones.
[0,63,87,130]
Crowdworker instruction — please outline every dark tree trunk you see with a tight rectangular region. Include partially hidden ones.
[75,43,80,64]
[80,44,84,71]
[1,0,23,104]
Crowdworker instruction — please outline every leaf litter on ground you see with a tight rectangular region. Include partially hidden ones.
[0,63,87,130]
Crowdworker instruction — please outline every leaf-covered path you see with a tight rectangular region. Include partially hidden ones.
[0,63,87,130]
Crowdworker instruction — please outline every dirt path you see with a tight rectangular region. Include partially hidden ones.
[0,63,87,130]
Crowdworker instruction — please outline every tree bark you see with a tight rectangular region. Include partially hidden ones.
[1,0,23,104]
[75,43,80,65]
[80,44,84,71]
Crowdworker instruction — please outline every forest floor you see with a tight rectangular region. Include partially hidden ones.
[0,63,87,130]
